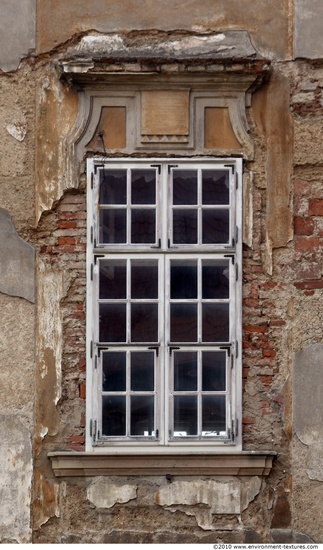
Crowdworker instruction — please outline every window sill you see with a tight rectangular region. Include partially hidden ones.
[48,450,276,477]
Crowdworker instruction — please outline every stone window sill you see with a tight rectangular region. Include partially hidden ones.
[48,451,276,477]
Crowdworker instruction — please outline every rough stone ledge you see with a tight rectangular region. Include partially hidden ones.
[48,451,276,477]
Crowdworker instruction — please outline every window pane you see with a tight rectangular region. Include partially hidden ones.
[174,396,197,436]
[202,395,226,435]
[170,304,197,342]
[173,170,197,205]
[99,260,126,299]
[131,209,156,243]
[100,169,127,204]
[202,303,229,342]
[102,396,126,436]
[174,351,197,391]
[202,170,229,205]
[202,209,229,244]
[131,396,154,436]
[173,209,197,244]
[99,209,126,244]
[131,169,156,204]
[102,352,126,391]
[131,351,154,391]
[171,261,197,299]
[131,260,158,299]
[131,304,158,342]
[202,351,226,391]
[99,303,126,342]
[202,261,230,299]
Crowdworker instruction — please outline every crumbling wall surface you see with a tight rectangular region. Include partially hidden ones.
[289,60,323,543]
[0,45,36,545]
[36,0,292,60]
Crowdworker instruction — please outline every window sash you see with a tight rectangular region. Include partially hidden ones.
[87,159,242,448]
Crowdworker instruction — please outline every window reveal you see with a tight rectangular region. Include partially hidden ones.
[87,160,242,447]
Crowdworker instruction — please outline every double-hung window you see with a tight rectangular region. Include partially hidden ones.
[87,159,242,451]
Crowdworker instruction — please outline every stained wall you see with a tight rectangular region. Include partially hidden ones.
[0,0,322,543]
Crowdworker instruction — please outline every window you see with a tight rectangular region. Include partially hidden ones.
[86,159,242,451]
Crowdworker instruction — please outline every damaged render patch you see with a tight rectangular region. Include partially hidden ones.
[155,478,261,530]
[6,117,27,142]
[87,478,137,508]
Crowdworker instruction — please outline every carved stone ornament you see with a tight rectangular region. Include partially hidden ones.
[57,31,270,189]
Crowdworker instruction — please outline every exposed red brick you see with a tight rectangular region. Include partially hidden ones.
[263,350,277,357]
[294,279,323,290]
[295,236,322,252]
[244,325,268,333]
[242,417,255,424]
[270,319,286,326]
[57,236,75,245]
[79,383,86,399]
[58,221,77,229]
[309,198,323,216]
[294,216,314,235]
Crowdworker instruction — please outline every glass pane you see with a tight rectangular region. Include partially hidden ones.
[202,261,230,299]
[131,351,154,391]
[131,396,154,436]
[131,209,156,243]
[102,396,126,436]
[99,209,126,244]
[173,170,197,205]
[99,303,126,342]
[174,351,197,391]
[170,304,197,342]
[202,303,229,342]
[100,169,127,204]
[202,209,229,244]
[131,169,156,204]
[173,209,197,244]
[202,395,226,435]
[131,304,158,342]
[99,260,126,299]
[202,351,226,391]
[202,170,229,205]
[174,396,197,436]
[131,260,158,299]
[102,352,126,391]
[170,261,197,299]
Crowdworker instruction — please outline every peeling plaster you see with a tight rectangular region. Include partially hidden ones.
[0,415,32,543]
[6,118,27,142]
[87,479,137,508]
[293,343,323,481]
[36,262,64,443]
[0,208,35,302]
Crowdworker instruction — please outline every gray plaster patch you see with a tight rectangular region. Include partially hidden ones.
[294,343,323,481]
[155,479,241,514]
[0,415,32,542]
[293,343,323,446]
[87,478,137,508]
[0,0,36,72]
[0,209,35,302]
[295,0,323,59]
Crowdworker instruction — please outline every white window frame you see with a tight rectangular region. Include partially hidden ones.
[86,158,242,453]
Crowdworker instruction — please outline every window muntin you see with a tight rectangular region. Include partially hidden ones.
[169,167,233,247]
[88,159,241,448]
[98,167,159,246]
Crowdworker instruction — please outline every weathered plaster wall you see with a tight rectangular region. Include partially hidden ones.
[0,0,322,544]
[0,0,36,72]
[36,0,292,60]
[295,0,323,59]
[0,5,37,539]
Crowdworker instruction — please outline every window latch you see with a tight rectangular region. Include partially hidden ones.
[169,346,180,357]
[148,346,159,357]
[151,238,161,249]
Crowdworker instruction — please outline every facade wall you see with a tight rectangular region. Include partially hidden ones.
[0,0,322,543]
